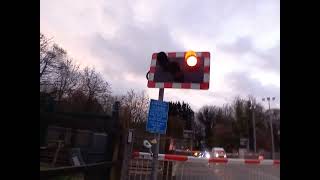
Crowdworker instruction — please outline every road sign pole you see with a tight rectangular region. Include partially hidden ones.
[150,88,164,180]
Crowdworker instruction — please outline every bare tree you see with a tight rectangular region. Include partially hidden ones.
[40,42,66,88]
[40,33,52,57]
[40,33,114,114]
[40,33,55,81]
[196,106,218,145]
[231,96,250,138]
[221,104,234,123]
[80,67,111,111]
[52,58,80,102]
[120,89,149,129]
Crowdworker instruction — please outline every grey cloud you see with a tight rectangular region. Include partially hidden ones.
[255,44,280,74]
[224,71,280,101]
[88,24,183,76]
[160,0,259,38]
[219,36,254,54]
[86,22,184,95]
[218,36,279,74]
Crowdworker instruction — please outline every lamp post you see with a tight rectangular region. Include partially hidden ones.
[262,97,276,159]
[249,99,257,153]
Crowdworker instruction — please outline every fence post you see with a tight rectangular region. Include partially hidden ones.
[163,136,172,180]
[105,101,120,159]
[40,95,55,148]
[51,140,63,167]
[120,129,134,180]
[108,101,121,180]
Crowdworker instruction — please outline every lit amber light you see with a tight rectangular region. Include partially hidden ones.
[185,50,197,67]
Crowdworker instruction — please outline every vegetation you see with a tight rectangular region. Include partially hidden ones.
[195,96,280,152]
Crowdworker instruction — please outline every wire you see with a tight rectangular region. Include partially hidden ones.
[146,71,150,80]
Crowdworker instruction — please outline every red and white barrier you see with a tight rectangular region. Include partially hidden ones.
[132,152,280,165]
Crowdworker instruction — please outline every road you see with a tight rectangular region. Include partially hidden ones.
[128,157,280,180]
[174,162,280,180]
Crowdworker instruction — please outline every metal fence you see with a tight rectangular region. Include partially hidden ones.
[40,101,122,180]
[40,128,110,169]
[40,161,117,180]
[126,152,280,180]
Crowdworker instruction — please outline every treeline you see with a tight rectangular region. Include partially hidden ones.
[194,96,280,152]
[167,101,194,138]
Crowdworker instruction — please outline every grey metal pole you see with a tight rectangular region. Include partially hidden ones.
[252,102,257,153]
[268,99,275,159]
[150,88,164,180]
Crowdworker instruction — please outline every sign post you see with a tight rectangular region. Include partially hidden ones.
[145,89,168,180]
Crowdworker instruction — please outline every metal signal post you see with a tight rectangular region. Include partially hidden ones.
[150,88,164,180]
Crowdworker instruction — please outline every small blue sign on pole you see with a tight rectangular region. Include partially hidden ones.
[146,99,169,134]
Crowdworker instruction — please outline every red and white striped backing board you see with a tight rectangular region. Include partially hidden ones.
[147,52,210,90]
[133,152,280,165]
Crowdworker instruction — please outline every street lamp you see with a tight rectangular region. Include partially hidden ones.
[262,97,276,159]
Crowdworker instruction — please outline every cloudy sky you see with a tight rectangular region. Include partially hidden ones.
[40,0,280,111]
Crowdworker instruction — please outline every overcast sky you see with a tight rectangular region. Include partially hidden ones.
[40,0,280,111]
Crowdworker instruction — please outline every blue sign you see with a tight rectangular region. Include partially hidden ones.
[146,99,169,134]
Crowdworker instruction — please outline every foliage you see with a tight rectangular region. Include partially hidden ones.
[119,89,149,130]
[196,96,280,152]
[169,101,194,130]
